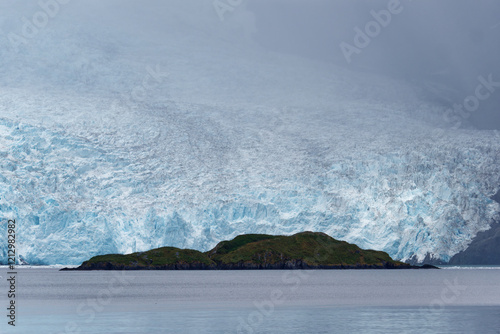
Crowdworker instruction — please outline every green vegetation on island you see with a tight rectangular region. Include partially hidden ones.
[66,232,437,270]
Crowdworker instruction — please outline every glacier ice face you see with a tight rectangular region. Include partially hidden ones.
[1,111,499,265]
[0,1,499,265]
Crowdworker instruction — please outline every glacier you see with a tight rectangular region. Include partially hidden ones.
[0,0,499,265]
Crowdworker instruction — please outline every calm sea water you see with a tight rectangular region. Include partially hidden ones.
[1,267,499,333]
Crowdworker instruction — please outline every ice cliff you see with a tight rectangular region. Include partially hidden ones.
[0,1,499,264]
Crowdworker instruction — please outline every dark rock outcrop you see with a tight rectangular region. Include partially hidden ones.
[448,221,500,265]
[447,189,500,265]
[492,189,500,205]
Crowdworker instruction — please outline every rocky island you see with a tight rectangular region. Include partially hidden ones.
[63,232,438,270]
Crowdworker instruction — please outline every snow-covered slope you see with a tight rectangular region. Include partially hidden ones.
[0,1,499,264]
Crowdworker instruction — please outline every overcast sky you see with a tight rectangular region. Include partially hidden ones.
[248,0,500,129]
[1,0,498,129]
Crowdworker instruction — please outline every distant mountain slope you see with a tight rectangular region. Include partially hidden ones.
[448,222,500,265]
[448,190,500,265]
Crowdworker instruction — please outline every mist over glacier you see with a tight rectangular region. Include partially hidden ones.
[0,0,499,265]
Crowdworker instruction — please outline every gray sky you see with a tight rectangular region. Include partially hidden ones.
[248,0,500,129]
[1,0,498,129]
